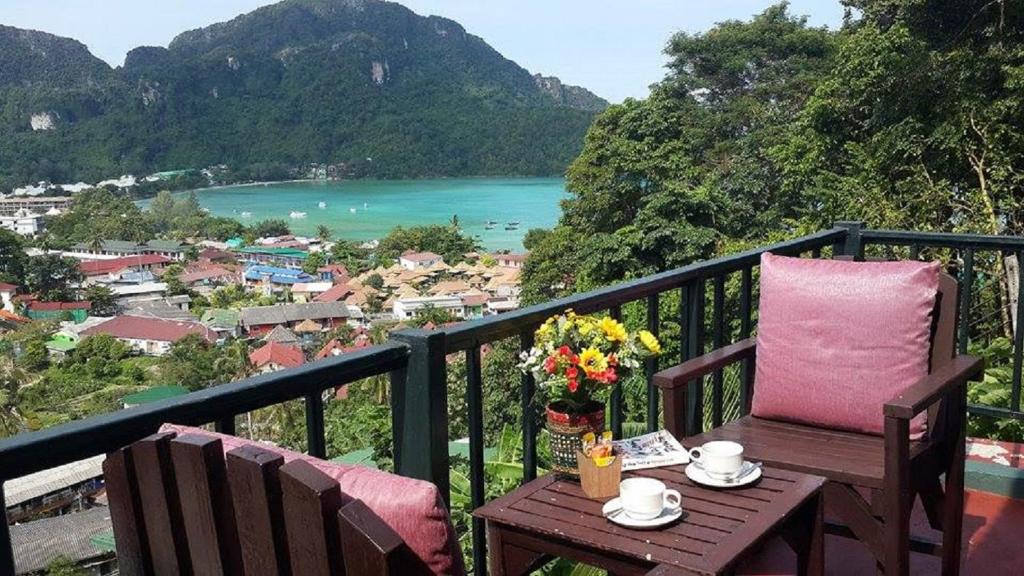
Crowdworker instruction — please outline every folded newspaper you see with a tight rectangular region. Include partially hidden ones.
[612,430,690,471]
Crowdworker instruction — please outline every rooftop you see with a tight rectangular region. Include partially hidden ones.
[400,251,443,262]
[79,254,170,276]
[3,455,104,508]
[249,341,305,369]
[10,506,113,575]
[81,315,215,343]
[240,301,350,327]
[121,386,189,406]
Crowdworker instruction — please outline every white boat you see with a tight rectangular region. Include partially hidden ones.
[240,211,252,218]
[290,211,308,219]
[318,202,327,209]
[350,208,357,214]
[363,202,368,209]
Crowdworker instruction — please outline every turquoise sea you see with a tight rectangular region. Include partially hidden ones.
[151,177,567,251]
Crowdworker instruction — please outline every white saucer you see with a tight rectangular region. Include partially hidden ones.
[601,497,683,529]
[685,461,762,488]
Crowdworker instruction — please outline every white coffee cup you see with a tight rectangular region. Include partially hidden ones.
[689,441,744,479]
[618,477,681,520]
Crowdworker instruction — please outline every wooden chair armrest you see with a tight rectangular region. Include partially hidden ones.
[884,355,984,419]
[653,337,756,390]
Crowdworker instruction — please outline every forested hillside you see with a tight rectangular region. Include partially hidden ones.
[0,0,606,189]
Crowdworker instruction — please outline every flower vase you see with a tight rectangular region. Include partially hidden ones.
[545,401,605,477]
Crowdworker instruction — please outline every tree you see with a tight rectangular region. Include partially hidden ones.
[83,285,118,316]
[316,225,332,244]
[44,556,87,576]
[411,305,457,327]
[0,229,26,284]
[364,273,384,290]
[376,225,480,264]
[0,355,26,438]
[161,264,190,296]
[251,219,291,238]
[24,254,84,301]
[525,4,836,296]
[302,251,326,275]
[329,240,367,274]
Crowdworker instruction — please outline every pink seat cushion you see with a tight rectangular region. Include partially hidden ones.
[751,254,940,436]
[159,424,465,575]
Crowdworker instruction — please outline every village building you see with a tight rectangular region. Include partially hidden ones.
[9,507,117,576]
[262,325,301,346]
[0,195,71,216]
[0,282,16,311]
[124,296,194,322]
[24,301,92,323]
[0,209,45,236]
[492,252,528,269]
[3,455,105,524]
[392,295,486,321]
[239,302,352,337]
[243,265,316,293]
[249,341,305,373]
[235,246,308,268]
[78,254,171,280]
[398,251,444,270]
[81,315,215,356]
[291,281,334,302]
[200,308,242,338]
[68,239,188,261]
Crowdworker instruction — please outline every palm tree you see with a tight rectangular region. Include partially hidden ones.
[0,356,27,438]
[316,225,332,244]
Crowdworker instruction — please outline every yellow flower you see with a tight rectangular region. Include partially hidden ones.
[578,346,609,376]
[535,322,552,340]
[599,317,627,343]
[577,317,595,336]
[639,330,662,355]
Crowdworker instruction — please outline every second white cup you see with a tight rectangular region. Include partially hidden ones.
[689,440,744,479]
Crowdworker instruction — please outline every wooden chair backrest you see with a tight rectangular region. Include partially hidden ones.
[103,431,422,576]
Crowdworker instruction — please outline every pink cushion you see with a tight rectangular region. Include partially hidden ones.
[750,254,939,436]
[159,424,465,575]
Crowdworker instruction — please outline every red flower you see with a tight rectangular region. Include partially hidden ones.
[566,366,579,380]
[570,354,580,364]
[603,368,618,383]
[567,379,579,392]
[559,345,571,357]
[608,354,618,366]
[544,356,557,374]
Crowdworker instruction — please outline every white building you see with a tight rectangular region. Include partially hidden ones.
[398,251,444,271]
[0,210,44,237]
[0,283,16,312]
[392,295,486,321]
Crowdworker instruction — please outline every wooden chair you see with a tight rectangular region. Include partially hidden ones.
[102,431,429,575]
[654,270,984,576]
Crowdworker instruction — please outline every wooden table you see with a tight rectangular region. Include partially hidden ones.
[474,465,825,576]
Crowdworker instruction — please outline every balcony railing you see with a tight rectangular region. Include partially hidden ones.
[2,222,1023,574]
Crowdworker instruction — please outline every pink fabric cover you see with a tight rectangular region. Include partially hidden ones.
[751,254,940,436]
[159,424,465,575]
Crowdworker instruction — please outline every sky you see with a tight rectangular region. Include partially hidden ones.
[0,0,845,103]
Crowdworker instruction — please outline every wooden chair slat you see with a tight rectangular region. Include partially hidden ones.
[279,460,345,576]
[170,434,244,576]
[337,499,410,576]
[102,446,151,576]
[132,431,192,575]
[226,445,291,576]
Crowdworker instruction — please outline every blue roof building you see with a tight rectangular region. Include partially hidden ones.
[244,265,316,285]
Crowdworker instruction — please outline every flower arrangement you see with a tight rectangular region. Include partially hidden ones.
[519,310,662,412]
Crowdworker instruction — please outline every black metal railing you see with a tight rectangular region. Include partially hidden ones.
[3,222,1024,575]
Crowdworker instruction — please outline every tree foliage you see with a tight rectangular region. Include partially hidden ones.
[376,225,480,265]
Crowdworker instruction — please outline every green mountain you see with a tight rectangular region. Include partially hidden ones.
[0,0,606,188]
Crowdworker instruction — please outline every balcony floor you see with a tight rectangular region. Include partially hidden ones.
[740,489,1024,574]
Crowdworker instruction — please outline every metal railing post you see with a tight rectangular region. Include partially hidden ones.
[392,329,451,505]
[834,221,865,259]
